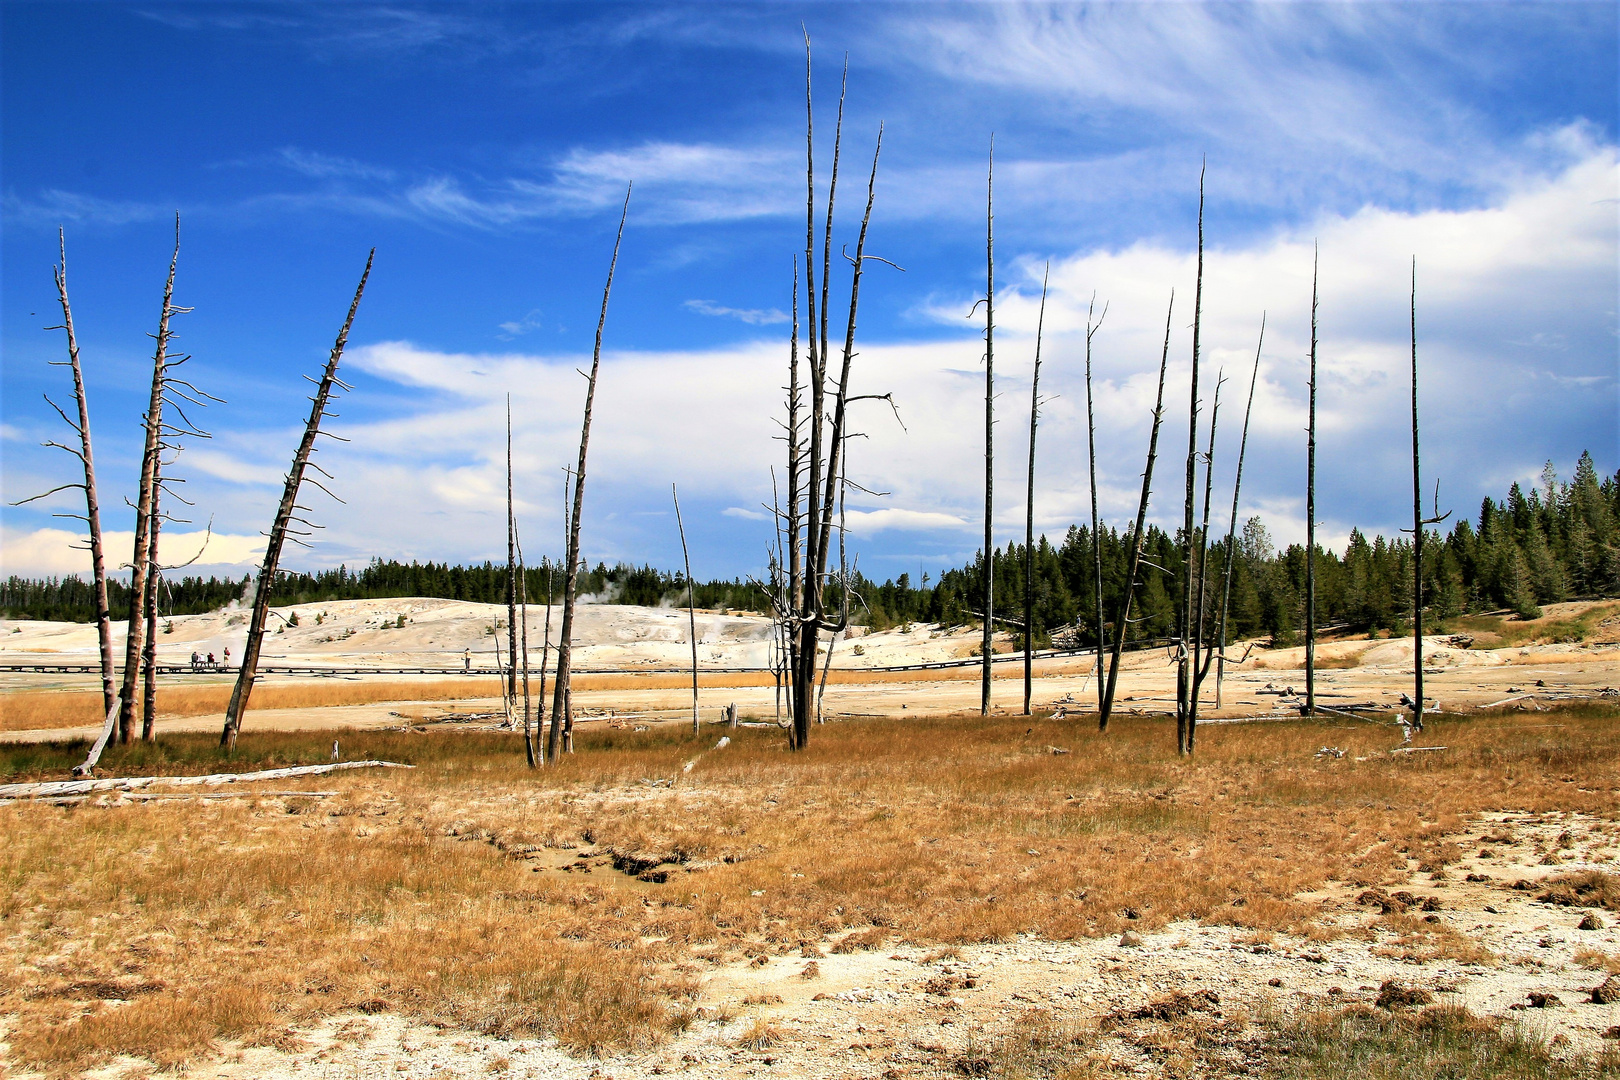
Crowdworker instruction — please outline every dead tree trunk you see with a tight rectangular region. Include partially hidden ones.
[1184,374,1224,755]
[539,564,553,753]
[120,220,183,744]
[139,446,163,742]
[786,258,803,717]
[17,230,118,754]
[1099,293,1175,732]
[784,38,883,751]
[506,398,520,725]
[1215,316,1264,709]
[518,534,535,767]
[48,230,116,721]
[981,137,996,718]
[1084,294,1108,715]
[549,188,630,760]
[1023,263,1049,716]
[1176,165,1205,756]
[1406,259,1450,732]
[221,250,373,750]
[1305,244,1319,717]
[674,483,700,735]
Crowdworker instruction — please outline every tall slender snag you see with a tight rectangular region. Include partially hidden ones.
[1406,259,1449,731]
[120,219,182,744]
[981,138,995,718]
[1100,293,1174,731]
[1215,316,1264,708]
[674,484,700,734]
[1185,374,1223,754]
[550,187,630,760]
[783,36,886,750]
[517,530,535,768]
[1023,263,1048,715]
[1084,294,1108,713]
[19,231,119,765]
[1305,245,1319,717]
[506,398,520,725]
[1176,164,1205,756]
[45,231,116,722]
[221,250,373,750]
[139,447,162,742]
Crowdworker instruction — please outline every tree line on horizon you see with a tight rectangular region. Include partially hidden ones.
[9,450,1614,639]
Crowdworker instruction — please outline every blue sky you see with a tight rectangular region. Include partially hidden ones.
[2,2,1615,585]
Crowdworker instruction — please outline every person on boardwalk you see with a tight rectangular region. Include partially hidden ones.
[463,648,472,672]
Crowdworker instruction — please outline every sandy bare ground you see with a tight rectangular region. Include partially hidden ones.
[3,633,1616,743]
[33,808,1620,1080]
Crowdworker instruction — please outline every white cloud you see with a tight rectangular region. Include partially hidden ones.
[684,299,790,325]
[0,527,265,578]
[318,145,1613,563]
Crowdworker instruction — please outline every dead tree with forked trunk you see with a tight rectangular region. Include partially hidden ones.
[1022,263,1049,716]
[119,219,190,745]
[774,36,890,751]
[549,188,631,761]
[1098,293,1175,732]
[221,250,374,750]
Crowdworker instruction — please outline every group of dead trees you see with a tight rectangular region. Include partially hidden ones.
[970,158,1438,756]
[18,219,224,774]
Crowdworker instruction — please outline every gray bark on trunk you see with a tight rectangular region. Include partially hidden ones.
[550,188,630,760]
[221,250,373,750]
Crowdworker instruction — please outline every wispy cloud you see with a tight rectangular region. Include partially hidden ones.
[683,299,789,326]
[2,189,169,228]
[496,310,544,340]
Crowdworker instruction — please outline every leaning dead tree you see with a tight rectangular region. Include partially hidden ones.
[1404,259,1450,732]
[1098,293,1174,732]
[1022,263,1049,716]
[979,138,996,718]
[1304,243,1319,717]
[673,483,700,734]
[15,230,115,727]
[773,37,891,751]
[549,188,630,761]
[221,250,374,750]
[1214,316,1265,708]
[1083,294,1108,712]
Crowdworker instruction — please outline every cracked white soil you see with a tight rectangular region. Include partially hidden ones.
[24,810,1619,1080]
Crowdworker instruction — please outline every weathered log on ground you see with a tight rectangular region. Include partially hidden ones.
[0,760,412,799]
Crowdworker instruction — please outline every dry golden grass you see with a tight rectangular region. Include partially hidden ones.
[1504,648,1620,665]
[0,678,512,732]
[3,704,1617,1074]
[0,663,1085,734]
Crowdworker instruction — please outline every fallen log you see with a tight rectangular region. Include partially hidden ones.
[0,760,411,799]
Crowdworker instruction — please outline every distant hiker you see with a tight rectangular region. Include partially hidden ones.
[463,648,472,672]
[207,651,216,667]
[190,651,200,671]
[223,646,231,668]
